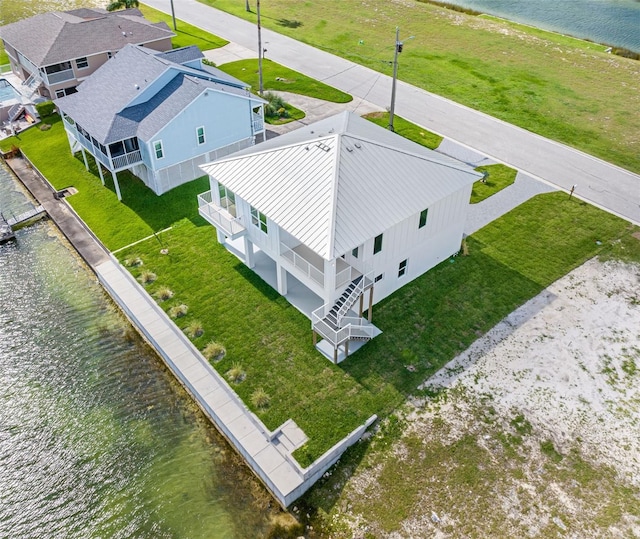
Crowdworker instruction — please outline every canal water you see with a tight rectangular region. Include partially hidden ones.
[440,0,640,52]
[0,164,274,537]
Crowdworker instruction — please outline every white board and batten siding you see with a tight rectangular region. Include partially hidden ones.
[351,184,472,306]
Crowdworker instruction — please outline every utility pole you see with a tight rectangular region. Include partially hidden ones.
[388,26,401,131]
[169,0,177,30]
[257,0,264,95]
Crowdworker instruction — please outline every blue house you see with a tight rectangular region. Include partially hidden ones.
[55,44,265,198]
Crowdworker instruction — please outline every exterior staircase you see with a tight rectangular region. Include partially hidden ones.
[7,103,24,122]
[324,275,364,330]
[21,72,42,96]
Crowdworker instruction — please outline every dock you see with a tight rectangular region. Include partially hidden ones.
[6,205,45,228]
[0,213,15,243]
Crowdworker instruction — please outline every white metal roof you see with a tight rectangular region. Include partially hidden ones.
[201,112,482,260]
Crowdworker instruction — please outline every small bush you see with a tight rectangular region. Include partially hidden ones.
[35,100,56,118]
[203,341,226,362]
[168,304,188,318]
[264,91,288,118]
[185,320,204,338]
[138,270,157,285]
[124,257,143,267]
[226,362,246,383]
[155,286,174,301]
[251,387,271,410]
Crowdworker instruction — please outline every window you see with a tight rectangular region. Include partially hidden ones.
[398,259,408,278]
[76,57,89,69]
[251,206,268,233]
[55,89,65,98]
[373,233,383,255]
[107,51,113,59]
[153,140,164,159]
[218,185,236,216]
[374,273,384,283]
[419,208,429,228]
[196,126,205,145]
[352,247,359,258]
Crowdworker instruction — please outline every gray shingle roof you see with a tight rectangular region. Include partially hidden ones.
[0,8,174,66]
[55,44,261,145]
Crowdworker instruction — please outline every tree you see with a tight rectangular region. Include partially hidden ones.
[106,0,140,11]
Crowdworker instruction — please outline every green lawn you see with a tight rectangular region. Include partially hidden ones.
[138,4,228,51]
[219,59,352,103]
[197,0,640,174]
[363,112,443,150]
[4,114,637,465]
[118,192,635,466]
[471,164,517,203]
[0,116,203,251]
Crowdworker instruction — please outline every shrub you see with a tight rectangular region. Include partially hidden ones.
[35,100,56,118]
[251,387,271,410]
[138,270,157,285]
[203,341,226,362]
[168,304,188,318]
[155,286,174,301]
[185,320,204,338]
[226,362,246,383]
[263,91,288,118]
[124,257,143,267]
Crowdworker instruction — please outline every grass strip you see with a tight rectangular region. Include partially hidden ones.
[471,164,517,203]
[138,4,228,51]
[219,58,352,103]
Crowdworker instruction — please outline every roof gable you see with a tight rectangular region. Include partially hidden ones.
[201,112,483,260]
[55,44,262,144]
[0,9,174,66]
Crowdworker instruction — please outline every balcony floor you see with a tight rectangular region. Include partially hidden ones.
[225,237,323,319]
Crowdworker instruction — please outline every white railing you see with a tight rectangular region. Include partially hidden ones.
[312,310,376,347]
[74,130,110,168]
[335,272,373,322]
[111,150,142,170]
[197,191,246,237]
[280,242,324,287]
[43,68,75,85]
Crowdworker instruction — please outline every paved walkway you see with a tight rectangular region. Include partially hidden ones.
[146,0,640,225]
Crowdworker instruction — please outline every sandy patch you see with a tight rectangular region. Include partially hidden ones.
[327,258,640,538]
[422,257,640,486]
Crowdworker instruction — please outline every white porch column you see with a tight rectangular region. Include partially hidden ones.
[97,162,105,186]
[276,263,288,296]
[244,237,255,268]
[216,229,226,244]
[323,258,337,314]
[80,147,89,170]
[111,170,122,201]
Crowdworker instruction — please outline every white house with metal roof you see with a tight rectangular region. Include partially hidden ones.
[199,112,482,362]
[0,8,174,99]
[55,44,265,198]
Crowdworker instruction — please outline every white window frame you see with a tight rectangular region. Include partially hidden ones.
[374,273,384,283]
[419,208,429,229]
[55,89,66,98]
[196,126,205,145]
[153,140,164,160]
[398,259,408,278]
[250,206,268,234]
[76,57,89,69]
[373,233,383,255]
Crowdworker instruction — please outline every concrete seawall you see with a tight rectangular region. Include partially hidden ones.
[1,152,376,508]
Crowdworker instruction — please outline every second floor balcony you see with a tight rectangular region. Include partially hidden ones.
[198,191,246,240]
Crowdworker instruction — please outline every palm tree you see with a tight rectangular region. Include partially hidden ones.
[106,0,140,11]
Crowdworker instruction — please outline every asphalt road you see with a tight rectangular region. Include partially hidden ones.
[145,0,640,225]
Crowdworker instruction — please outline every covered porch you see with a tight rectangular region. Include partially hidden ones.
[223,236,381,363]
